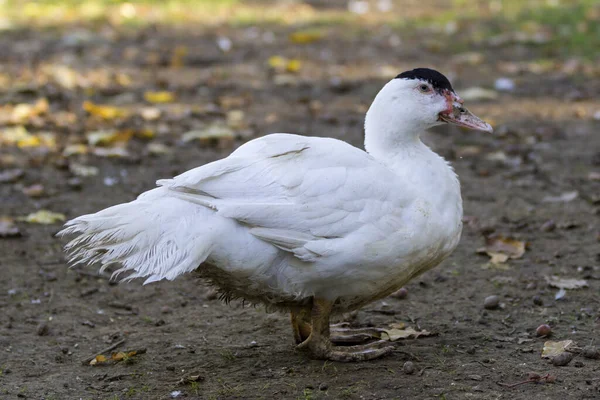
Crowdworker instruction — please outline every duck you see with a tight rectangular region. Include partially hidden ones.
[60,68,492,362]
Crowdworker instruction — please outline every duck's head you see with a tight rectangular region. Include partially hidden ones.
[370,68,493,134]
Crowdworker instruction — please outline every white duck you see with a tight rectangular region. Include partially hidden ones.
[61,68,492,362]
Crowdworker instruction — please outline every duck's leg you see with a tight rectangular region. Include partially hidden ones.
[290,308,312,344]
[297,298,394,362]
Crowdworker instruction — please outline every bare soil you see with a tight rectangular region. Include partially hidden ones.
[1,2,599,399]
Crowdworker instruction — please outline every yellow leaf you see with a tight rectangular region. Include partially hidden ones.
[115,72,132,86]
[268,55,286,69]
[289,30,324,44]
[83,101,127,120]
[135,129,155,139]
[95,355,107,363]
[86,130,133,146]
[111,352,125,361]
[170,45,188,69]
[17,135,41,148]
[63,144,89,157]
[20,210,66,224]
[144,91,175,104]
[286,59,301,73]
[477,236,526,265]
[0,126,30,146]
[542,340,577,358]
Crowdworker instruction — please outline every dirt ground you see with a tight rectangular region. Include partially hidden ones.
[1,1,599,399]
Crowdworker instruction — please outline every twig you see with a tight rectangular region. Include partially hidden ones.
[81,339,126,365]
[497,373,556,389]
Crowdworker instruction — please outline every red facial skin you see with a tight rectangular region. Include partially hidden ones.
[442,89,463,115]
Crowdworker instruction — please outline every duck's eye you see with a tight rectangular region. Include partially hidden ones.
[418,84,431,93]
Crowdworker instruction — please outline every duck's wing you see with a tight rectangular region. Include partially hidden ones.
[158,134,410,262]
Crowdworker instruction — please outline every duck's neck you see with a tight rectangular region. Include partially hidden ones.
[363,98,430,163]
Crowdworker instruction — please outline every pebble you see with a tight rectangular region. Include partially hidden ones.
[483,295,500,310]
[532,296,544,306]
[160,305,173,314]
[403,361,415,375]
[582,346,600,360]
[319,383,328,391]
[468,374,482,381]
[536,324,552,337]
[391,287,408,299]
[551,352,574,366]
[36,322,50,336]
[540,220,556,232]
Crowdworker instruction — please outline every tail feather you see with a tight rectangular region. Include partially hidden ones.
[59,188,215,284]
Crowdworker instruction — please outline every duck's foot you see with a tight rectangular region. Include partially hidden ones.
[295,299,394,362]
[330,326,385,345]
[299,337,394,362]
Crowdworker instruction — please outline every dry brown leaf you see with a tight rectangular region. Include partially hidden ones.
[477,236,526,264]
[86,130,133,146]
[542,340,577,358]
[20,210,66,224]
[381,324,432,341]
[545,276,588,290]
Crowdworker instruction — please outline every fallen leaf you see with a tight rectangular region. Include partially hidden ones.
[147,142,172,155]
[545,276,588,290]
[381,324,433,341]
[289,30,324,44]
[182,124,234,143]
[542,340,577,358]
[460,87,498,101]
[20,210,66,224]
[542,191,578,203]
[170,45,188,68]
[62,144,89,157]
[11,98,49,124]
[268,56,302,73]
[0,216,21,238]
[141,107,161,121]
[86,130,133,146]
[144,91,175,104]
[477,236,526,264]
[69,163,99,177]
[92,147,130,158]
[83,101,127,120]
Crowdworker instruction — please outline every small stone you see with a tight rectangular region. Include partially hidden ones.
[60,346,69,354]
[483,295,500,310]
[468,374,482,381]
[22,184,45,198]
[540,220,556,232]
[391,287,408,299]
[582,346,600,360]
[36,322,50,336]
[525,282,537,290]
[319,383,328,391]
[67,177,83,190]
[532,296,544,306]
[574,361,584,368]
[160,305,172,314]
[536,324,552,337]
[551,352,574,366]
[403,361,415,375]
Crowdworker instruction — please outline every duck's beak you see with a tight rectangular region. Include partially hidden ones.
[438,90,493,133]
